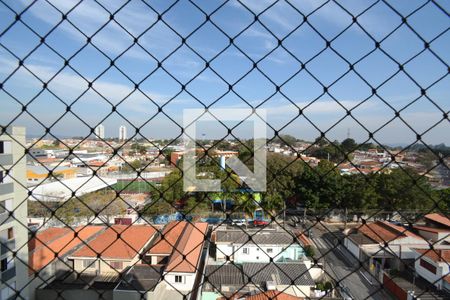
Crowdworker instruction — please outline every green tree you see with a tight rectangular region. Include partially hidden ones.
[341,138,357,153]
[265,153,303,213]
[122,159,142,172]
[375,168,433,210]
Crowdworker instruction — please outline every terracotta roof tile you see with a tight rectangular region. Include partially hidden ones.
[424,213,450,228]
[358,221,422,243]
[219,291,303,300]
[29,227,71,252]
[414,248,450,263]
[29,226,104,274]
[71,225,156,259]
[148,221,187,255]
[246,291,303,300]
[165,222,208,273]
[413,225,450,234]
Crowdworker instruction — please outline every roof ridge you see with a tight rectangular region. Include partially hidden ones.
[29,228,71,254]
[378,221,407,237]
[169,221,190,258]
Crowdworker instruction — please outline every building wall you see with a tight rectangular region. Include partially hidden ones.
[0,127,29,299]
[36,288,113,300]
[72,258,133,274]
[414,256,449,290]
[416,230,438,243]
[344,238,360,260]
[437,232,450,244]
[164,272,196,292]
[216,243,304,263]
[27,168,76,182]
[389,238,429,259]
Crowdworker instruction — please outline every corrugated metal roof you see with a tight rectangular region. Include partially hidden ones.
[216,230,295,245]
[205,263,245,286]
[242,262,314,286]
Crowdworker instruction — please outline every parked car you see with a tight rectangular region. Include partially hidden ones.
[231,219,247,226]
[253,219,269,226]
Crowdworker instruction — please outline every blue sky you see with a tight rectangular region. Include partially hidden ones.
[0,0,449,145]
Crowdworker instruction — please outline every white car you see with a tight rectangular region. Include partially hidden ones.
[232,219,247,226]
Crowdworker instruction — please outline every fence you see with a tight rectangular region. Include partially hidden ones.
[0,0,449,300]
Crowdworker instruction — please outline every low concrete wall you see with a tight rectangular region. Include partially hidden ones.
[383,273,407,300]
[36,289,113,300]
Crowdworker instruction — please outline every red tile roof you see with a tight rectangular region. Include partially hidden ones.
[358,221,422,243]
[148,221,187,255]
[166,222,208,273]
[424,213,450,228]
[71,225,156,259]
[29,226,104,274]
[413,225,450,234]
[414,248,450,263]
[29,227,71,252]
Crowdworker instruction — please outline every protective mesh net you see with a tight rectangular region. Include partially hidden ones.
[0,0,449,300]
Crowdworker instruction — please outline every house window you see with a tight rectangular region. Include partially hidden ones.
[0,141,3,154]
[420,259,436,274]
[0,171,3,184]
[175,275,183,283]
[110,261,123,270]
[7,228,13,240]
[267,248,273,253]
[82,259,96,269]
[243,248,249,254]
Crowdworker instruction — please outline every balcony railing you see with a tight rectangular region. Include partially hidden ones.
[0,238,15,256]
[0,182,13,196]
[0,154,13,167]
[1,266,16,282]
[0,212,12,226]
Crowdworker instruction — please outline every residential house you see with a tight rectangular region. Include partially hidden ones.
[214,229,305,263]
[114,222,209,300]
[35,225,157,300]
[68,225,157,275]
[164,222,209,294]
[28,226,104,300]
[201,262,314,299]
[146,221,187,265]
[344,221,428,277]
[413,248,450,291]
[414,213,450,245]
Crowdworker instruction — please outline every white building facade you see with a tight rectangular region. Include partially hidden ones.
[0,127,29,299]
[119,125,127,141]
[94,124,105,139]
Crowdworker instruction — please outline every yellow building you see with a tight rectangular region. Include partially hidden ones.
[27,165,76,184]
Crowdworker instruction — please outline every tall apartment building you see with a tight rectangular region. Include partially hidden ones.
[0,127,29,299]
[119,125,127,141]
[94,124,105,139]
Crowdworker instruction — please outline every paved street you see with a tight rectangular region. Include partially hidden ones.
[308,223,394,300]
